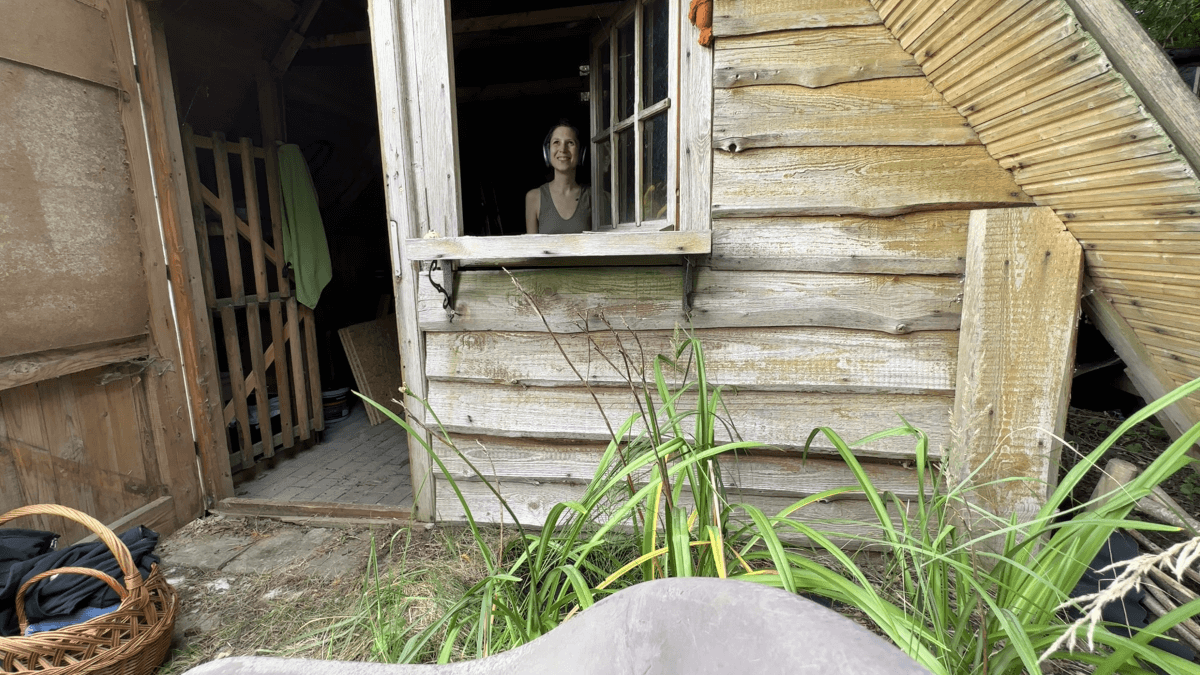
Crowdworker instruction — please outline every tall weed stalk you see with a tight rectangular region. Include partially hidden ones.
[360,332,1200,673]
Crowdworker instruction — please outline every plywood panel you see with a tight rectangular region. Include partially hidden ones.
[710,212,968,274]
[713,0,882,36]
[713,79,978,149]
[0,61,148,358]
[714,26,919,88]
[418,267,963,335]
[426,380,950,460]
[425,327,957,394]
[0,0,119,88]
[433,435,930,499]
[338,317,405,426]
[712,146,1032,218]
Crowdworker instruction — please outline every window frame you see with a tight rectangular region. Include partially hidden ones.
[589,0,678,232]
[390,0,712,264]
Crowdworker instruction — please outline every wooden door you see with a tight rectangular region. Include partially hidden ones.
[0,0,223,541]
[181,131,325,473]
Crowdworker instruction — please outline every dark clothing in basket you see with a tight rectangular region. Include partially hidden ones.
[0,526,159,636]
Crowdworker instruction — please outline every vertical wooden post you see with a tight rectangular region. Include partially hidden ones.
[240,137,273,457]
[108,0,205,526]
[257,61,299,450]
[677,2,712,233]
[132,5,235,504]
[951,207,1083,526]
[369,0,435,520]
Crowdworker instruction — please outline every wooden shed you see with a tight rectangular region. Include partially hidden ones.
[1,0,1198,541]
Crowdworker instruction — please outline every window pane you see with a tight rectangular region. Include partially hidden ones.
[616,19,635,120]
[617,128,635,224]
[596,140,612,228]
[642,0,669,106]
[642,112,668,221]
[599,40,611,130]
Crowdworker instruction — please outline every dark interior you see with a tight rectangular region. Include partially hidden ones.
[160,0,604,390]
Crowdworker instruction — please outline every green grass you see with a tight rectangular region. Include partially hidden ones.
[355,332,1200,674]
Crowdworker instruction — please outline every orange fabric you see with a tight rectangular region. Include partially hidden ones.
[688,0,713,47]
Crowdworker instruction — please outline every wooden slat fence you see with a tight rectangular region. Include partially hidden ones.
[181,127,323,472]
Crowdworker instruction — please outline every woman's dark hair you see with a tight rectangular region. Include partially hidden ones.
[543,119,586,167]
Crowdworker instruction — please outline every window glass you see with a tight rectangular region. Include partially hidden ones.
[617,128,636,223]
[642,112,668,220]
[642,0,668,106]
[617,20,635,120]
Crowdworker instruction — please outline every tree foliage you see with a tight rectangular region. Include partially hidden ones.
[1128,0,1200,49]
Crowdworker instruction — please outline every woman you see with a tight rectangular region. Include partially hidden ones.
[525,121,591,234]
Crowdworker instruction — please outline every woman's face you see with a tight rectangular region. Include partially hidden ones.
[548,126,581,172]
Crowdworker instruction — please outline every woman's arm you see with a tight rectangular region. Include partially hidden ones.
[524,189,539,234]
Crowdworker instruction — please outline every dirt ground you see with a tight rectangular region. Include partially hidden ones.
[156,407,1200,674]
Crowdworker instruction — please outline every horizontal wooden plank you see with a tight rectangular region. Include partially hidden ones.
[426,380,950,459]
[973,78,1135,141]
[712,0,882,36]
[76,496,174,545]
[1012,139,1177,183]
[433,435,931,499]
[712,146,1031,218]
[418,267,963,334]
[1086,250,1200,277]
[1109,295,1200,333]
[1056,201,1200,223]
[0,0,119,88]
[1090,266,1200,292]
[404,231,711,262]
[1022,159,1195,196]
[710,213,967,274]
[1091,275,1200,308]
[1066,220,1200,238]
[425,327,957,394]
[997,119,1165,172]
[0,335,150,391]
[216,498,413,521]
[436,479,912,548]
[713,80,978,150]
[714,26,918,88]
[1130,321,1200,360]
[1081,239,1200,255]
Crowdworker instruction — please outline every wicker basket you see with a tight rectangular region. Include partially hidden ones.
[0,505,178,674]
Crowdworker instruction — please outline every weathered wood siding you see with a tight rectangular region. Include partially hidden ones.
[414,0,1033,528]
[0,369,182,542]
[869,0,1200,418]
[1,0,206,540]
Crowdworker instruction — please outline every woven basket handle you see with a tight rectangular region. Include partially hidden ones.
[14,566,129,633]
[0,504,146,629]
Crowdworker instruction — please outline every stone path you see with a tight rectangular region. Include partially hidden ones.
[158,515,398,645]
[236,402,413,507]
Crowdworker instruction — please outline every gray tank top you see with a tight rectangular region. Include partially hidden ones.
[538,183,591,234]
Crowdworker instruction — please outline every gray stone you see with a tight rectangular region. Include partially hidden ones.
[221,528,338,575]
[181,577,930,675]
[162,535,255,571]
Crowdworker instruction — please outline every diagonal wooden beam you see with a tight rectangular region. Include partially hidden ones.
[271,0,325,73]
[1082,275,1200,455]
[199,183,282,266]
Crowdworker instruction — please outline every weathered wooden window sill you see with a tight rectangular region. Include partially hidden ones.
[404,230,711,263]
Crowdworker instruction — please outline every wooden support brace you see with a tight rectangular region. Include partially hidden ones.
[951,207,1083,527]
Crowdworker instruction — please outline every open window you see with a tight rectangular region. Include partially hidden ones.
[389,0,713,264]
[591,0,674,231]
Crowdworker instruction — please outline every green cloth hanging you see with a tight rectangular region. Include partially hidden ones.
[278,143,332,309]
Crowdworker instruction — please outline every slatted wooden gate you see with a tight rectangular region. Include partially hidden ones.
[180,127,324,472]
